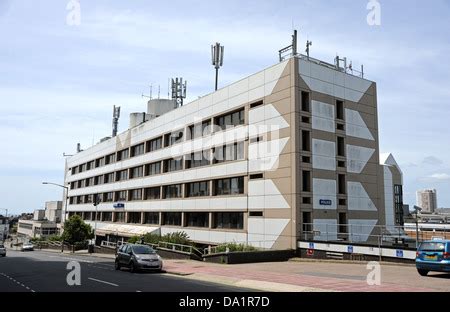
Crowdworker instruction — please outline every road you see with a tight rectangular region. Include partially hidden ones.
[0,249,252,292]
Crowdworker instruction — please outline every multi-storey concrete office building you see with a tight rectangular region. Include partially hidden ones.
[64,54,403,250]
[416,189,437,213]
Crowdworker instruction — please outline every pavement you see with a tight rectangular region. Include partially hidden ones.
[0,248,254,292]
[26,248,450,292]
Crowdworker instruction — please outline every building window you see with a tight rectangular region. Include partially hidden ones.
[249,211,263,217]
[301,116,310,123]
[115,191,127,202]
[213,142,244,164]
[83,212,92,221]
[164,129,184,147]
[185,151,210,169]
[104,173,115,184]
[144,212,159,225]
[127,212,141,224]
[163,158,183,173]
[69,197,74,204]
[85,194,93,203]
[214,108,245,130]
[337,123,345,131]
[186,181,210,197]
[302,197,311,204]
[185,212,209,228]
[338,160,346,168]
[129,189,142,201]
[213,212,243,230]
[336,100,344,120]
[339,198,347,206]
[162,184,183,199]
[188,120,211,140]
[302,212,312,233]
[337,136,345,157]
[70,182,76,190]
[117,148,129,161]
[102,212,112,222]
[213,177,244,196]
[85,177,94,187]
[301,91,310,112]
[339,213,347,234]
[130,166,144,179]
[145,162,161,176]
[249,174,263,180]
[116,169,128,181]
[394,184,404,226]
[131,143,145,157]
[162,212,182,226]
[72,166,79,174]
[146,137,162,152]
[79,163,86,173]
[103,192,114,202]
[105,153,115,165]
[144,187,161,200]
[95,175,104,185]
[302,156,311,163]
[302,131,310,151]
[86,160,95,170]
[114,212,125,223]
[78,180,85,188]
[302,171,311,192]
[250,100,263,109]
[95,157,105,168]
[338,174,346,195]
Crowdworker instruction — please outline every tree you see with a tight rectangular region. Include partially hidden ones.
[61,215,94,245]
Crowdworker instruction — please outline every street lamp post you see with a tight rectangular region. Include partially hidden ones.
[42,182,69,252]
[413,206,422,249]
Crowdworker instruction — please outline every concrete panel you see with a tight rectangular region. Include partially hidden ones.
[313,178,337,210]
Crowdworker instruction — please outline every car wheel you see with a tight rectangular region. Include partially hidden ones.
[130,261,136,273]
[417,269,429,276]
[114,260,121,270]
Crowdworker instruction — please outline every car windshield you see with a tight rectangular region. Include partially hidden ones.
[132,245,155,255]
[419,242,445,251]
[0,245,4,248]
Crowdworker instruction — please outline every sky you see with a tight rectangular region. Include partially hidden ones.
[1,0,449,215]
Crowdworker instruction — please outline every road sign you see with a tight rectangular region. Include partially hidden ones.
[396,250,403,258]
[319,199,332,205]
[309,242,314,249]
[348,246,354,253]
[113,203,125,208]
[307,249,314,256]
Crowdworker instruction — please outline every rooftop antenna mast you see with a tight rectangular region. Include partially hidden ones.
[141,84,152,100]
[112,105,121,137]
[306,40,312,59]
[278,29,298,62]
[171,77,187,107]
[211,42,224,91]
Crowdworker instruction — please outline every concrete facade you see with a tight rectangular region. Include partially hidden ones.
[416,189,437,213]
[64,55,403,249]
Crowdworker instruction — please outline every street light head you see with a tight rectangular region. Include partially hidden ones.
[42,182,48,184]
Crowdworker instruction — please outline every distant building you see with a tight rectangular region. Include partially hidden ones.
[417,189,437,213]
[17,201,62,239]
[0,215,9,241]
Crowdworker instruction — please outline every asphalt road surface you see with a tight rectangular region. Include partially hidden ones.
[0,249,252,292]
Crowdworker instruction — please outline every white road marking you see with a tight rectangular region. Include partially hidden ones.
[136,290,142,292]
[48,255,93,263]
[88,277,119,287]
[0,273,35,292]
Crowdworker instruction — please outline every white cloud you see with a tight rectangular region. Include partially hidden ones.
[428,173,450,181]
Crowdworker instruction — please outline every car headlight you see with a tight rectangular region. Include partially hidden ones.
[157,255,162,260]
[134,255,141,260]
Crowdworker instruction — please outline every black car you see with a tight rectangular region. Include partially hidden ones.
[115,244,163,273]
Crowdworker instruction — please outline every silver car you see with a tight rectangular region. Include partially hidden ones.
[0,244,6,257]
[21,243,34,251]
[115,244,163,273]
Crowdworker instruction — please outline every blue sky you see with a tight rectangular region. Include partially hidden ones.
[1,0,449,215]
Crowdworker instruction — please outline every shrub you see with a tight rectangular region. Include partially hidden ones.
[162,232,191,245]
[215,242,258,253]
[127,236,140,244]
[47,235,62,242]
[142,233,161,245]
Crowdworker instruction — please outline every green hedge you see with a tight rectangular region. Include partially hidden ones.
[215,242,258,253]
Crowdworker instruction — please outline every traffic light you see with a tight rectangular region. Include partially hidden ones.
[93,194,101,207]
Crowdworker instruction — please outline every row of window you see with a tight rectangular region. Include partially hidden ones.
[70,142,245,190]
[301,91,345,120]
[69,211,244,230]
[69,176,245,204]
[70,108,246,175]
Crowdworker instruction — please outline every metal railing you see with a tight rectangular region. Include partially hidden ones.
[301,222,450,248]
[157,241,203,258]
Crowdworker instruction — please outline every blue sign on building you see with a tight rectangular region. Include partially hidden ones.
[319,199,332,206]
[396,250,403,258]
[348,246,354,253]
[113,203,125,208]
[309,242,315,249]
